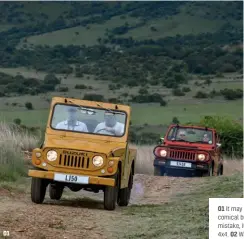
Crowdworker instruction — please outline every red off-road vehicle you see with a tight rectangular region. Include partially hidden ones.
[153,124,224,177]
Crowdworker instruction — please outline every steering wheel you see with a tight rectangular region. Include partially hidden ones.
[96,128,115,135]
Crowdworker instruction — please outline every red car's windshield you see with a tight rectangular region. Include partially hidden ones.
[166,126,214,144]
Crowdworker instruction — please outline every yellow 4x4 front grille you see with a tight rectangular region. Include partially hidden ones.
[58,153,91,169]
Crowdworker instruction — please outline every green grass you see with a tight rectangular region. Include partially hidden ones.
[131,100,243,125]
[123,13,223,41]
[20,15,141,47]
[0,100,242,127]
[108,173,243,239]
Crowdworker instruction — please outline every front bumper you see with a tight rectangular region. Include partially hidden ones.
[28,170,115,186]
[153,158,209,176]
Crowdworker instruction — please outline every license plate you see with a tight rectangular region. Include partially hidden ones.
[54,173,89,184]
[170,161,192,168]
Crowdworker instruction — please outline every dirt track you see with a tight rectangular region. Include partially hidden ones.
[0,150,242,239]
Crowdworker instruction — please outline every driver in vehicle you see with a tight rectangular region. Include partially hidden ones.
[94,111,124,136]
[176,130,187,140]
[56,106,89,132]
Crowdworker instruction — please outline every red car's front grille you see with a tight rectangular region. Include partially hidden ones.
[169,149,196,161]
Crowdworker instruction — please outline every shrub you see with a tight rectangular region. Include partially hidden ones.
[83,94,105,102]
[25,102,33,110]
[194,91,208,98]
[75,84,87,89]
[159,99,167,106]
[182,87,191,93]
[108,98,123,104]
[204,79,212,85]
[138,88,149,95]
[220,88,243,100]
[172,117,180,124]
[172,88,185,96]
[13,118,21,125]
[44,74,60,85]
[57,86,69,92]
[130,93,164,104]
[199,116,243,158]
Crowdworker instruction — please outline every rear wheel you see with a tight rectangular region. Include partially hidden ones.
[218,165,223,176]
[118,171,133,207]
[104,171,119,210]
[49,183,64,200]
[31,177,47,204]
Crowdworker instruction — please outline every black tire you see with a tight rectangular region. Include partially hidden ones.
[49,183,64,200]
[202,164,213,177]
[31,177,47,204]
[218,165,223,176]
[221,165,224,175]
[118,171,133,207]
[154,166,161,176]
[104,172,119,211]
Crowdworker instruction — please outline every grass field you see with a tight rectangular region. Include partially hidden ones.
[19,15,141,47]
[0,100,242,127]
[123,13,223,41]
[116,173,243,239]
[0,66,242,127]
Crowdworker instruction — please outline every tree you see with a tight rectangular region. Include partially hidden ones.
[25,102,33,110]
[172,116,180,124]
[13,118,21,125]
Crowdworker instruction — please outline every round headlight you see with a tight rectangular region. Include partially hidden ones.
[93,156,103,167]
[198,154,205,161]
[160,149,167,157]
[47,150,57,161]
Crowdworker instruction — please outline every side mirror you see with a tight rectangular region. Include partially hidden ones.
[159,137,164,144]
[216,143,221,148]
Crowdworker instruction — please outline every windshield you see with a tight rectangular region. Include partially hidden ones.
[166,126,214,144]
[50,104,127,137]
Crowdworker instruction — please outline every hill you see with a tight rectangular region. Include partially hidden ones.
[0,1,243,143]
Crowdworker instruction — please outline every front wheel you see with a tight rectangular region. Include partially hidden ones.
[118,171,133,207]
[31,177,48,204]
[104,172,119,210]
[154,166,161,176]
[49,183,64,200]
[202,164,213,177]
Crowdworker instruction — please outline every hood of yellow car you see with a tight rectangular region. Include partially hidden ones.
[43,134,127,156]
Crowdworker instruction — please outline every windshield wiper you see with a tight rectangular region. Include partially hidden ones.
[96,103,125,115]
[66,100,96,114]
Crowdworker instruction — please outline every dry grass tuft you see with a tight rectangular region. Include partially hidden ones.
[130,144,154,175]
[0,122,39,181]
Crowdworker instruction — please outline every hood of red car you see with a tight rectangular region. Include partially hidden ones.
[164,141,214,151]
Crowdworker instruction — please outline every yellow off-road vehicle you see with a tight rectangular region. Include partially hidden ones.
[28,97,137,210]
